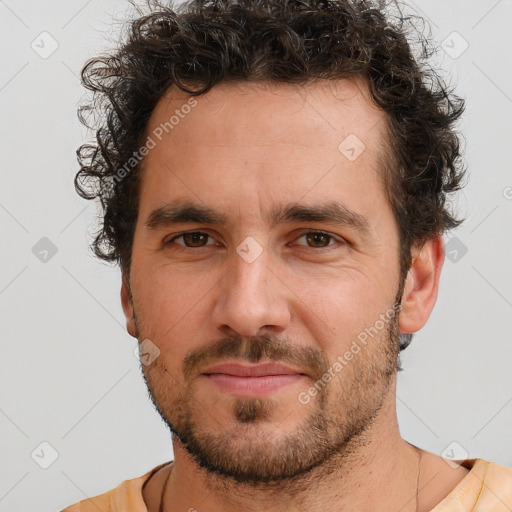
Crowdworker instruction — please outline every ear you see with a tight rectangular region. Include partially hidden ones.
[398,236,445,334]
[121,273,138,338]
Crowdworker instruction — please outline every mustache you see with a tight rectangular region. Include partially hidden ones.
[183,333,329,382]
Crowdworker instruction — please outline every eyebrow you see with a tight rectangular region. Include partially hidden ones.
[146,201,227,229]
[267,202,370,233]
[145,200,370,234]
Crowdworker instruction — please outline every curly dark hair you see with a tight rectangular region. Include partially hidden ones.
[76,0,465,283]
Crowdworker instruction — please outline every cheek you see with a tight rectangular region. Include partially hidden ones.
[287,273,398,372]
[130,264,211,349]
[289,267,393,336]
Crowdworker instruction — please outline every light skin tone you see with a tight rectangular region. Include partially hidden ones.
[121,78,469,511]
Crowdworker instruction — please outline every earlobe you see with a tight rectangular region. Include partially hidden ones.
[121,274,138,338]
[398,236,445,335]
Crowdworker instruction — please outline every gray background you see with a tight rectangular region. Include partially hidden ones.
[1,1,511,511]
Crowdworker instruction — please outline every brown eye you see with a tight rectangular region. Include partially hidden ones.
[290,230,347,251]
[168,232,213,247]
[183,233,209,247]
[305,232,331,247]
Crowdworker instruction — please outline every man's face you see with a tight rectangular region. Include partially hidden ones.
[124,79,404,484]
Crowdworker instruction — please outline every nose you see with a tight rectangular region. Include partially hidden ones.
[211,247,291,338]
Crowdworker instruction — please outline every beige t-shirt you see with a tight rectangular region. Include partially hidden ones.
[62,458,512,511]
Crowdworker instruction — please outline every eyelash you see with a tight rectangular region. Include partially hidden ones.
[164,230,345,251]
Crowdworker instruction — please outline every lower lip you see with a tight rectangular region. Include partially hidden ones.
[204,373,305,396]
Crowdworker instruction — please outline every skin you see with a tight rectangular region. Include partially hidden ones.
[121,78,469,511]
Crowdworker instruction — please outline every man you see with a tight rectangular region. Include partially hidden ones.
[63,0,512,510]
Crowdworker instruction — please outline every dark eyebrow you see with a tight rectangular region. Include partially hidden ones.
[145,200,370,234]
[266,201,370,233]
[145,202,227,230]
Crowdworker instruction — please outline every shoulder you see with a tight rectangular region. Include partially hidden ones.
[60,461,172,512]
[473,459,512,509]
[431,458,512,511]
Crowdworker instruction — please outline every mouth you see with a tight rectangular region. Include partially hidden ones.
[201,361,308,397]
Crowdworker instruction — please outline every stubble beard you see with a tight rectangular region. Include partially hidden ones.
[136,305,401,490]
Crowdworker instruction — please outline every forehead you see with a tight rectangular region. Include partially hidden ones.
[146,78,385,149]
[138,78,390,221]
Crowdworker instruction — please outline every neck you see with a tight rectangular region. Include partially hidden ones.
[158,383,425,512]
